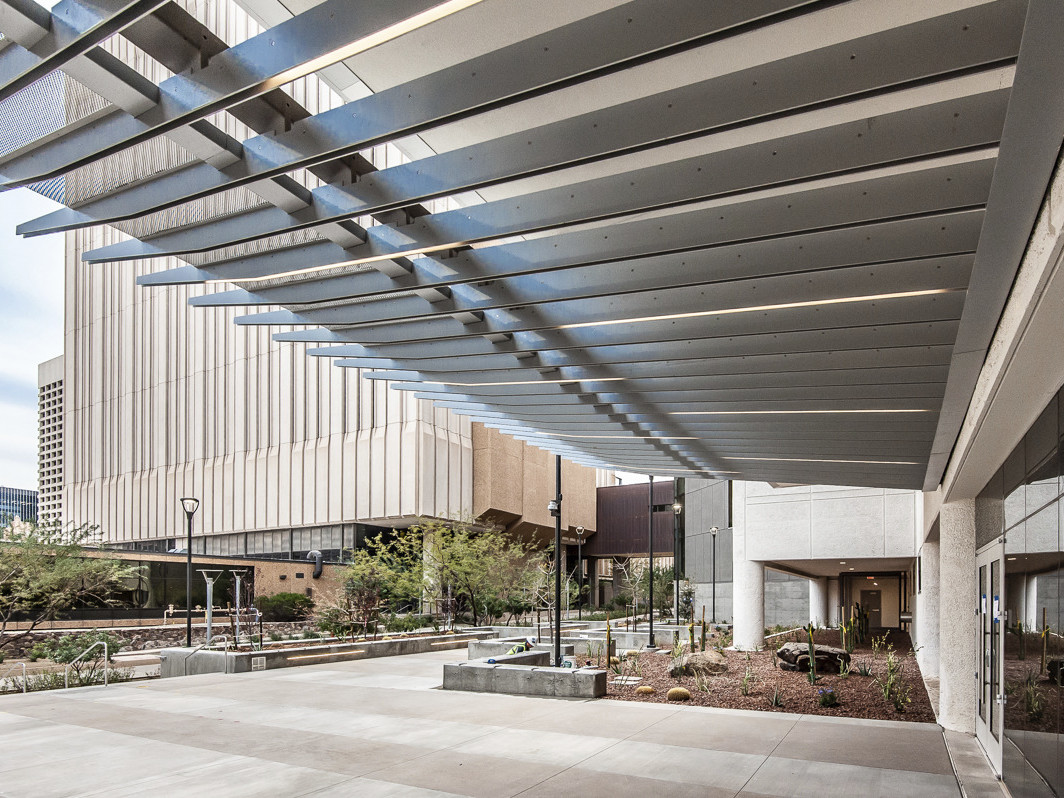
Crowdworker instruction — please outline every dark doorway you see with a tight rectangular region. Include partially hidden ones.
[861,589,882,628]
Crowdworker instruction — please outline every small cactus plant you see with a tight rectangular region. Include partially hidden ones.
[635,685,656,696]
[667,687,691,702]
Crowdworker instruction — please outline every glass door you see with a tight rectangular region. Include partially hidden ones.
[976,539,1004,773]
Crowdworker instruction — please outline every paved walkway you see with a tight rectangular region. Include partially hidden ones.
[0,650,968,797]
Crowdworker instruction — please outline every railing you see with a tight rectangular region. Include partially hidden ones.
[64,641,108,690]
[765,626,806,640]
[182,636,231,677]
[0,662,27,693]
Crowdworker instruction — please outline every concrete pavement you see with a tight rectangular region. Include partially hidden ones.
[0,649,968,797]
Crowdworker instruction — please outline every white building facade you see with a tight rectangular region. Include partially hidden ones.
[37,354,64,526]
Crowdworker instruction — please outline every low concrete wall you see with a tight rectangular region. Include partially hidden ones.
[160,631,495,678]
[443,661,606,698]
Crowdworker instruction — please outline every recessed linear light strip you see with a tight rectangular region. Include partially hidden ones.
[531,432,698,440]
[262,0,487,93]
[558,288,957,329]
[422,377,627,387]
[670,409,933,415]
[721,456,920,465]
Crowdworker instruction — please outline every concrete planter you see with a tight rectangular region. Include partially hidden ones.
[443,660,607,698]
[160,630,495,678]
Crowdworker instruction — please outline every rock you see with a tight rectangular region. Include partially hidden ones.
[776,642,850,674]
[668,649,728,678]
[667,687,691,701]
[1047,659,1062,685]
[635,685,656,695]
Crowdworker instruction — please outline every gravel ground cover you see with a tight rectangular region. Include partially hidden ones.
[603,628,936,723]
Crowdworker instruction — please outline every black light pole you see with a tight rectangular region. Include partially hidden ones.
[710,526,719,623]
[549,455,563,666]
[647,476,655,649]
[180,497,200,647]
[575,526,585,621]
[673,500,682,624]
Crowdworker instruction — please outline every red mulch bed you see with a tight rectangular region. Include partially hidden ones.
[603,628,936,723]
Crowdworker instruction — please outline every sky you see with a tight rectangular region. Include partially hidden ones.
[0,188,64,489]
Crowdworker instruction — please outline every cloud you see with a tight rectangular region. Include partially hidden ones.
[0,188,64,488]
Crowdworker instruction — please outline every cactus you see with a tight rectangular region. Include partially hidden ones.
[688,622,696,652]
[805,622,818,685]
[606,612,612,664]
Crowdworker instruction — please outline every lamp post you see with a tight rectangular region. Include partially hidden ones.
[549,454,563,666]
[710,526,719,623]
[672,501,682,625]
[575,525,585,620]
[180,497,200,647]
[647,476,655,650]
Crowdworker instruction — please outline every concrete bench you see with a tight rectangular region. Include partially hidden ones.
[468,639,574,659]
[480,650,549,667]
[442,660,606,698]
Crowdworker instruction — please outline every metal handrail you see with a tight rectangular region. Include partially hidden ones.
[64,641,108,689]
[0,662,27,693]
[765,626,806,640]
[182,635,231,677]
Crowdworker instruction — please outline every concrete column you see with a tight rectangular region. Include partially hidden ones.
[809,577,829,626]
[733,560,765,650]
[938,500,976,733]
[1024,573,1038,629]
[827,578,841,626]
[731,481,765,650]
[916,539,940,679]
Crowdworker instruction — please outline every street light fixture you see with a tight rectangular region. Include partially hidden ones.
[710,526,719,623]
[575,525,586,620]
[550,456,563,666]
[672,502,682,625]
[647,476,656,650]
[180,497,200,647]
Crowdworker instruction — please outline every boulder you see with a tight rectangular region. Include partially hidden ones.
[776,642,850,674]
[1047,658,1062,685]
[668,649,728,677]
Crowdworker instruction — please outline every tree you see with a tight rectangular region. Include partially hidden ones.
[637,565,675,618]
[402,518,546,628]
[0,523,134,654]
[315,533,422,639]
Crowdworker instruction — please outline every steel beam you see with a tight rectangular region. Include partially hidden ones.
[0,0,469,187]
[0,0,168,104]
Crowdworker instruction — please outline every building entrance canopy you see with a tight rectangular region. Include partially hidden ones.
[3,0,1063,489]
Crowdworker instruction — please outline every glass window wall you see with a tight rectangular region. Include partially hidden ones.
[979,389,1063,798]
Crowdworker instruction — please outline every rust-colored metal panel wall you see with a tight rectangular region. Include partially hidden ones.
[588,480,676,557]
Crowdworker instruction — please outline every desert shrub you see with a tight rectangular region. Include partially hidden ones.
[383,613,433,633]
[256,592,314,622]
[817,687,839,707]
[740,666,756,696]
[29,630,125,686]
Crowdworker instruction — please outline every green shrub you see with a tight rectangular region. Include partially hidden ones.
[29,630,125,686]
[817,688,839,707]
[383,613,433,633]
[256,592,314,622]
[268,631,283,642]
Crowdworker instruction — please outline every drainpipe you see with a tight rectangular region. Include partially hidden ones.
[307,549,324,579]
